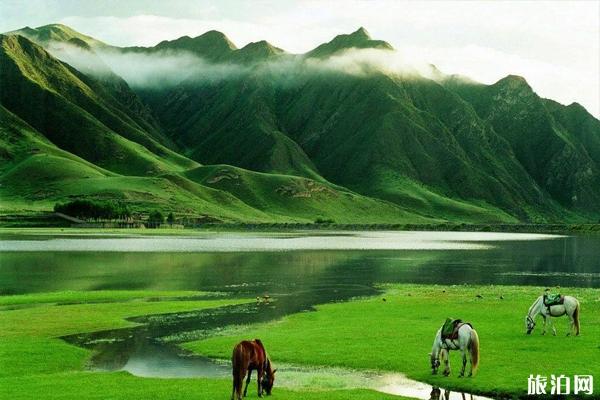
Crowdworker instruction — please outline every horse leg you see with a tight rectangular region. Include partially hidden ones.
[442,349,450,376]
[459,350,466,377]
[567,313,574,336]
[257,367,264,397]
[231,378,235,400]
[243,369,252,397]
[541,314,547,335]
[233,368,244,400]
[550,317,557,336]
[468,346,474,377]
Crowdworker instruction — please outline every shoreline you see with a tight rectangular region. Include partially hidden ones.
[0,222,599,236]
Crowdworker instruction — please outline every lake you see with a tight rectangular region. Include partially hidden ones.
[1,231,599,297]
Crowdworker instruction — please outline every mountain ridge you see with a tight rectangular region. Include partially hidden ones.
[1,25,599,224]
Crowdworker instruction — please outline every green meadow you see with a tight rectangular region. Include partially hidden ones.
[1,285,598,399]
[0,290,406,400]
[188,285,600,398]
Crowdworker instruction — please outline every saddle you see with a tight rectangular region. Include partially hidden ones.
[441,318,470,340]
[543,294,564,307]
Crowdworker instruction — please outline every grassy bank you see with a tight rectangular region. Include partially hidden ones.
[187,285,600,398]
[0,290,403,400]
[1,222,599,236]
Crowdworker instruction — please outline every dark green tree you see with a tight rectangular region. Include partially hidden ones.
[148,210,164,227]
[167,212,175,226]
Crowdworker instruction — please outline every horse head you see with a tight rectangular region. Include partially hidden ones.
[429,352,440,374]
[525,315,536,334]
[262,360,277,395]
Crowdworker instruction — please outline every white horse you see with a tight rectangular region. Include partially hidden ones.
[525,295,580,336]
[430,323,479,377]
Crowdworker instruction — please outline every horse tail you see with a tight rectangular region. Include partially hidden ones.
[469,329,480,373]
[231,344,244,399]
[573,300,581,336]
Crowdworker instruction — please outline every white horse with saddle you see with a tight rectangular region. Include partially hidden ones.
[525,294,580,336]
[430,319,479,377]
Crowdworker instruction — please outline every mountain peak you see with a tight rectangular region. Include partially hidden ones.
[233,40,284,62]
[153,30,236,61]
[37,23,71,30]
[5,23,106,49]
[350,27,371,40]
[196,30,236,47]
[495,75,533,93]
[306,27,392,58]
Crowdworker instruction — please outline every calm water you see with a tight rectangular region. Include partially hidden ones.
[0,231,598,296]
[0,231,597,399]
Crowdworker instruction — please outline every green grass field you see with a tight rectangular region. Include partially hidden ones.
[187,285,600,398]
[0,290,406,400]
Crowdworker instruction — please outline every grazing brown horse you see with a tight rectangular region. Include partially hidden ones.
[231,339,276,399]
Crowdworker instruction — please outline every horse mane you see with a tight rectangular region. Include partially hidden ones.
[527,296,541,317]
[254,338,265,351]
[254,339,271,369]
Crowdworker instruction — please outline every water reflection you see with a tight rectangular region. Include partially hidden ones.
[0,234,598,296]
[429,387,489,400]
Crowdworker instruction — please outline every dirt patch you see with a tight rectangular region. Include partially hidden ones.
[276,180,337,198]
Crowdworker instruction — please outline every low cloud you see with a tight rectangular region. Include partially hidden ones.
[48,41,439,90]
[46,41,250,88]
[304,48,440,79]
[44,41,600,117]
[96,49,249,88]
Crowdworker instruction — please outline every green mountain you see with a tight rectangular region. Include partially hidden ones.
[444,75,600,215]
[1,25,599,224]
[0,31,426,223]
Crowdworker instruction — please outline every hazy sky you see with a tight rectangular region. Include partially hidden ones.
[2,0,598,117]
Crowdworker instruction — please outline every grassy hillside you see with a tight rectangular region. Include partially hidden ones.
[0,98,423,223]
[185,164,433,223]
[6,23,108,49]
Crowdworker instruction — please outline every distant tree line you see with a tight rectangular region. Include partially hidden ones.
[54,200,131,221]
[146,211,176,228]
[54,200,181,227]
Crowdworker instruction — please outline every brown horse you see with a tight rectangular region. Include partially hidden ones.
[231,339,276,400]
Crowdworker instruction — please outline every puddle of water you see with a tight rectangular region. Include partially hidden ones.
[121,344,230,378]
[377,374,493,400]
[120,349,494,400]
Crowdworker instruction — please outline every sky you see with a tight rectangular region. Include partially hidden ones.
[1,0,599,117]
